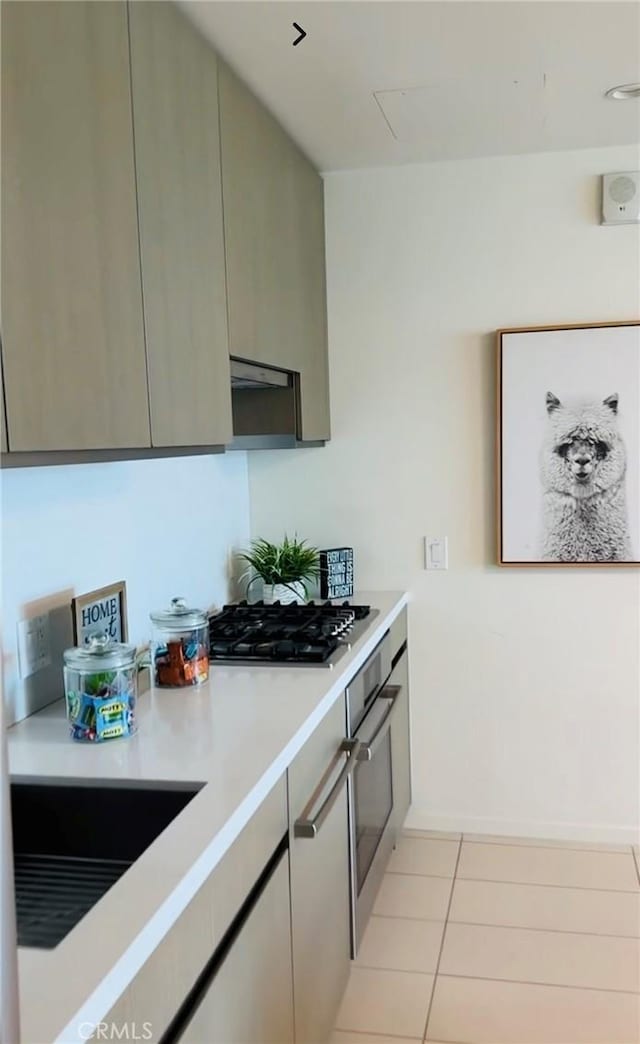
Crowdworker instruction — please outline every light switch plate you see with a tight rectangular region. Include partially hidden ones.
[424,536,448,570]
[17,613,52,679]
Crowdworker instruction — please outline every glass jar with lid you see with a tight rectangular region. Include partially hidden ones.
[63,633,138,742]
[150,597,209,688]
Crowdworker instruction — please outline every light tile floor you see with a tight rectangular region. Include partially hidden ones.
[332,831,640,1044]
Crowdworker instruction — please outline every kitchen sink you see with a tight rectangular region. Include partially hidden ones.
[11,778,203,949]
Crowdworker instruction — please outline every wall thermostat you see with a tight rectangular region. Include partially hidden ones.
[602,171,640,224]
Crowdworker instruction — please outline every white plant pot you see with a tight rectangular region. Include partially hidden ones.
[263,582,306,605]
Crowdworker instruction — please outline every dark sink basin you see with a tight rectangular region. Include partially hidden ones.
[11,779,202,949]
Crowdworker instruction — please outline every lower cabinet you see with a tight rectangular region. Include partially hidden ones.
[101,695,361,1044]
[99,780,289,1044]
[176,853,294,1044]
[288,697,354,1044]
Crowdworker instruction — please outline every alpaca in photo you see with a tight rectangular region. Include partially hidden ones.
[540,391,633,562]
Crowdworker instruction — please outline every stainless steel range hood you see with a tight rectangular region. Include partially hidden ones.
[230,359,291,391]
[228,358,322,449]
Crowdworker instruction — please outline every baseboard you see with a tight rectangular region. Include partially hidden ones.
[404,805,640,846]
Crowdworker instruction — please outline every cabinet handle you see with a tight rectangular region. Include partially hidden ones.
[356,685,401,762]
[294,739,361,839]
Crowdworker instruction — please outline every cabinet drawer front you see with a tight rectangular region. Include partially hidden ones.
[103,780,287,1042]
[122,868,216,1043]
[288,696,347,822]
[177,854,294,1044]
[288,695,351,1043]
[290,781,350,1043]
[212,776,287,944]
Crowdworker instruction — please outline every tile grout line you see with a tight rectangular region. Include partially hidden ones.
[631,845,640,888]
[372,912,452,924]
[444,919,640,942]
[460,834,635,856]
[386,868,634,893]
[421,836,462,1043]
[372,913,448,923]
[352,963,434,976]
[389,845,639,893]
[434,971,640,996]
[454,875,640,894]
[403,832,462,841]
[404,831,635,856]
[387,870,461,880]
[335,1031,470,1044]
[334,1029,470,1044]
[354,915,639,980]
[385,869,639,895]
[333,1030,429,1042]
[353,916,639,981]
[384,868,638,893]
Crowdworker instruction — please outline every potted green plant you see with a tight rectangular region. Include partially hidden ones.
[237,535,320,604]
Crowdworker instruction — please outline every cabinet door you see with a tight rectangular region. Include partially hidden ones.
[289,151,331,443]
[218,61,330,441]
[0,348,7,453]
[289,697,352,1043]
[1,215,6,452]
[1,1,150,451]
[128,3,232,448]
[178,855,294,1044]
[101,779,288,1044]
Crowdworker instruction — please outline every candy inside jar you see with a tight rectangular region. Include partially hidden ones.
[150,597,209,688]
[63,634,138,742]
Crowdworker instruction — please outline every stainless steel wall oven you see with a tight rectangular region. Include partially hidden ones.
[346,628,407,954]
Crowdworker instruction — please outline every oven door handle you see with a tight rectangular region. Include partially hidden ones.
[356,685,401,762]
[294,738,362,839]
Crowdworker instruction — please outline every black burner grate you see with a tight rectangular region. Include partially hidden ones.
[15,852,132,949]
[208,601,372,664]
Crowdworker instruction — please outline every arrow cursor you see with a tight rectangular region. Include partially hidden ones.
[292,22,306,46]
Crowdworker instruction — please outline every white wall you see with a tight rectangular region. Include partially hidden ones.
[1,453,251,724]
[249,144,640,844]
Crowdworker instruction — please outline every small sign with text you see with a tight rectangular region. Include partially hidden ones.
[319,547,354,599]
[71,581,128,647]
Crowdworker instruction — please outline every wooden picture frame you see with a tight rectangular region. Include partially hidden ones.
[71,581,129,646]
[497,319,640,566]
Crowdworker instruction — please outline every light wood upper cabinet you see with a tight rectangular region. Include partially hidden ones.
[128,2,232,448]
[218,61,331,441]
[1,363,7,453]
[294,158,331,443]
[1,1,151,451]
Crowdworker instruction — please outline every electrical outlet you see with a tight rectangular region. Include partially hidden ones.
[424,536,448,570]
[17,613,52,679]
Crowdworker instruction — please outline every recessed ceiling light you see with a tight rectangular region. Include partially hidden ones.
[605,83,640,100]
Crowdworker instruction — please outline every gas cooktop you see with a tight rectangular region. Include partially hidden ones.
[208,601,378,667]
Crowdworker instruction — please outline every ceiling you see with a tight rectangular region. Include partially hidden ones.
[182,1,640,172]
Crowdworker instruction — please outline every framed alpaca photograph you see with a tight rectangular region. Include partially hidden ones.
[497,320,640,566]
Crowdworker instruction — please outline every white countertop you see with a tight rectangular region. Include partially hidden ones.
[8,591,408,1044]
